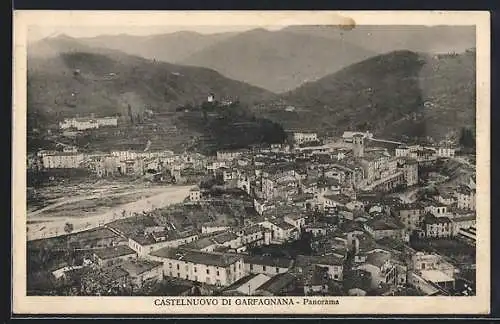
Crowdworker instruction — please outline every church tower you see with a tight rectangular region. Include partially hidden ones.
[352,134,364,158]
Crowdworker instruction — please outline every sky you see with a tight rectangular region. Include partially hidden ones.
[27,25,282,42]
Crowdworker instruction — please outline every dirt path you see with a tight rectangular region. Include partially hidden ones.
[27,185,193,241]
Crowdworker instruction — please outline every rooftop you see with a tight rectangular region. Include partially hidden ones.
[365,250,391,268]
[150,248,242,267]
[117,259,163,277]
[296,254,344,267]
[243,255,293,269]
[420,270,454,283]
[93,245,136,260]
[255,272,296,294]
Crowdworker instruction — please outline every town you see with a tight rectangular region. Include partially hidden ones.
[26,100,476,298]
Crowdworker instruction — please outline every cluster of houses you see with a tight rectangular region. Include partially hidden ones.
[40,129,475,296]
[58,116,119,131]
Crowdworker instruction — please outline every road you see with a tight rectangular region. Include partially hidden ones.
[26,185,193,241]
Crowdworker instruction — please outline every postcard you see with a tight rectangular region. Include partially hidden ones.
[12,10,490,315]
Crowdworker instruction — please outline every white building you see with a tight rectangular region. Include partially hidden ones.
[148,248,245,287]
[293,132,318,145]
[41,153,85,169]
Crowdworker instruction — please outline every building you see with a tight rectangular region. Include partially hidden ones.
[411,252,456,279]
[424,213,453,238]
[208,93,215,103]
[93,245,137,267]
[243,255,292,276]
[303,265,330,295]
[116,259,163,288]
[392,203,424,231]
[295,254,344,281]
[292,132,318,145]
[41,153,85,169]
[450,213,476,236]
[352,134,364,158]
[128,231,199,256]
[436,147,456,158]
[456,226,476,245]
[284,213,306,230]
[216,149,248,161]
[148,248,245,287]
[456,185,476,211]
[221,273,272,296]
[259,220,299,244]
[402,159,419,186]
[254,273,298,296]
[189,187,202,202]
[354,249,398,289]
[342,131,373,143]
[363,218,407,241]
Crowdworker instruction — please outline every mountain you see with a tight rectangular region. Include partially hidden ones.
[271,49,476,142]
[27,36,277,152]
[77,31,237,64]
[180,28,377,93]
[28,35,274,118]
[282,25,476,55]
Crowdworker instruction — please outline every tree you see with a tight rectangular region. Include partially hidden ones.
[64,222,74,234]
[459,127,475,149]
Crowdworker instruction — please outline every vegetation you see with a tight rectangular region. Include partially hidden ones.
[273,50,475,142]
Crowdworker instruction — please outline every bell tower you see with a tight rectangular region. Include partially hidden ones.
[352,134,364,158]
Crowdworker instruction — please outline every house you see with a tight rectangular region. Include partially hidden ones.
[201,223,230,234]
[221,273,272,296]
[258,219,299,244]
[293,132,318,145]
[342,131,373,143]
[450,213,476,236]
[148,248,245,287]
[295,254,344,281]
[436,146,456,158]
[284,213,306,230]
[235,224,271,248]
[189,187,202,202]
[254,272,298,296]
[303,265,330,295]
[243,255,292,276]
[423,213,453,238]
[424,202,449,218]
[456,226,476,245]
[354,249,398,289]
[343,269,372,296]
[128,231,199,256]
[411,252,456,279]
[93,245,137,267]
[304,223,331,237]
[216,149,248,161]
[363,218,407,241]
[116,259,163,287]
[41,152,85,169]
[392,203,424,231]
[456,185,476,211]
[435,192,456,206]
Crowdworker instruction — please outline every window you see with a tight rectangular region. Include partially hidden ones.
[249,264,253,271]
[276,267,280,274]
[186,274,189,280]
[263,266,267,271]
[195,276,198,282]
[217,271,220,276]
[239,264,241,270]
[169,263,172,269]
[194,267,197,273]
[334,274,339,279]
[206,269,210,274]
[177,273,180,278]
[177,264,180,270]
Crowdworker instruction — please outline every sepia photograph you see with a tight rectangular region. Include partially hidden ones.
[12,11,490,315]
